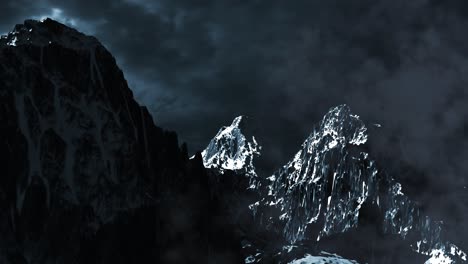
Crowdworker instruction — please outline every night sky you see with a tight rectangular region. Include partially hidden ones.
[2,0,468,249]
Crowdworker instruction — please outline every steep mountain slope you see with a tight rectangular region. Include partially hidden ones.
[0,18,244,264]
[263,105,466,263]
[201,105,467,263]
[201,116,260,185]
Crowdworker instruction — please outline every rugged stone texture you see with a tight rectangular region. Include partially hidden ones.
[202,105,467,263]
[0,19,245,264]
[201,116,260,186]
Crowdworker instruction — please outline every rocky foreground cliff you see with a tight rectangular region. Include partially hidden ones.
[0,18,252,264]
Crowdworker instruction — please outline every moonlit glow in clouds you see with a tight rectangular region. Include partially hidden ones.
[32,7,103,35]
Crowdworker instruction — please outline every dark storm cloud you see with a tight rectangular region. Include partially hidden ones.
[2,0,468,253]
[0,1,47,34]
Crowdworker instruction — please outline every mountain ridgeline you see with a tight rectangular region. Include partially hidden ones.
[0,19,465,264]
[202,107,466,264]
[0,19,250,263]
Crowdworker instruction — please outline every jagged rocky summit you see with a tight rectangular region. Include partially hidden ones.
[0,18,246,263]
[200,116,260,187]
[201,105,467,264]
[268,105,370,243]
[264,105,466,263]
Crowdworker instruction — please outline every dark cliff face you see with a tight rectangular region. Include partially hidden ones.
[0,19,246,264]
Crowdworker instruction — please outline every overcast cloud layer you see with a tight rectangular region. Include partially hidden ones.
[2,0,468,252]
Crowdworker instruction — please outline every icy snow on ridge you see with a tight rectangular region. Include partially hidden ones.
[201,106,466,263]
[424,246,468,264]
[264,104,467,263]
[7,36,17,46]
[425,249,455,264]
[201,116,260,179]
[267,105,375,243]
[419,245,467,264]
[0,19,99,50]
[289,252,360,264]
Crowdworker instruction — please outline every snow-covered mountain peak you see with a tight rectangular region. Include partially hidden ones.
[314,104,367,149]
[230,115,243,127]
[264,105,467,263]
[201,116,260,179]
[289,252,360,264]
[0,19,99,50]
[267,105,374,243]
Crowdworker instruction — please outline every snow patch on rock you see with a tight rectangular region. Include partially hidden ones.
[201,116,260,179]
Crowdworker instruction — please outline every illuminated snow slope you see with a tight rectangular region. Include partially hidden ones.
[288,252,360,264]
[266,105,466,263]
[201,116,260,181]
[204,105,466,264]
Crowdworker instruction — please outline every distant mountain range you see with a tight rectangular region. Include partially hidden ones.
[201,105,466,263]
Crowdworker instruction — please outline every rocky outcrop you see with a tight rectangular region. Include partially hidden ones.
[201,105,466,263]
[201,116,260,187]
[262,105,466,263]
[0,19,243,264]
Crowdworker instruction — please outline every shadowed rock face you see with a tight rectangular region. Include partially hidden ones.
[0,19,246,264]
